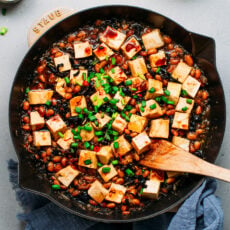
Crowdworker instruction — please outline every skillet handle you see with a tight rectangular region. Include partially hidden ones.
[27,8,75,47]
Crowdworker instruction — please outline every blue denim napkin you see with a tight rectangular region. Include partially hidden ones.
[8,159,223,230]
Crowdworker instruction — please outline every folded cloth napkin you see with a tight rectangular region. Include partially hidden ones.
[8,159,223,230]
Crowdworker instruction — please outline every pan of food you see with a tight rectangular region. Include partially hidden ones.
[9,5,226,222]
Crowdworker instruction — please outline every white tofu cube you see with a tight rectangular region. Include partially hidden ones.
[182,76,201,98]
[78,150,98,169]
[98,164,118,182]
[128,57,148,78]
[55,78,66,98]
[70,96,87,116]
[166,82,182,104]
[142,180,161,199]
[175,97,194,113]
[100,26,126,51]
[88,180,109,203]
[142,29,164,50]
[172,136,190,152]
[149,51,166,68]
[57,129,74,150]
[54,54,71,72]
[111,135,132,157]
[92,112,111,130]
[139,99,163,119]
[149,119,169,138]
[113,91,131,111]
[33,131,51,147]
[172,112,190,130]
[108,66,127,85]
[90,90,111,107]
[55,165,80,187]
[96,146,113,164]
[132,131,151,154]
[105,183,127,204]
[145,79,164,100]
[30,111,45,130]
[111,115,127,134]
[28,90,53,105]
[93,43,114,61]
[70,69,87,86]
[172,62,192,83]
[46,115,67,140]
[121,36,141,59]
[74,41,92,59]
[80,124,95,142]
[128,114,148,133]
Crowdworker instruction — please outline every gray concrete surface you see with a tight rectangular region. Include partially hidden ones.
[0,0,229,229]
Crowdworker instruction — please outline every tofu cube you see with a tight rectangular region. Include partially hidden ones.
[96,146,113,164]
[88,180,109,203]
[172,112,190,130]
[57,129,74,150]
[142,29,164,50]
[93,43,114,61]
[80,123,95,142]
[121,36,141,59]
[28,90,53,105]
[78,150,98,169]
[98,164,118,182]
[70,96,87,116]
[54,54,71,72]
[100,26,126,51]
[113,91,131,111]
[172,136,190,152]
[111,135,132,157]
[175,97,194,113]
[182,76,201,98]
[55,78,66,98]
[105,183,127,203]
[142,179,161,199]
[149,119,169,138]
[166,82,182,104]
[132,131,151,154]
[74,41,92,59]
[150,170,164,182]
[149,50,166,68]
[92,112,111,130]
[55,165,80,187]
[139,99,163,119]
[172,62,192,83]
[33,131,51,147]
[128,114,148,133]
[111,115,127,134]
[108,66,127,85]
[90,90,111,107]
[70,69,87,86]
[30,111,45,130]
[128,57,148,78]
[46,115,67,140]
[145,79,164,100]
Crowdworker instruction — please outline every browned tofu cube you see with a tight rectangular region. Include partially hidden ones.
[182,76,201,98]
[98,164,118,182]
[175,97,194,113]
[149,119,169,138]
[70,96,87,116]
[88,180,109,203]
[111,135,132,157]
[128,57,148,78]
[92,112,112,130]
[80,123,95,142]
[30,111,45,130]
[56,129,74,150]
[46,115,67,140]
[172,112,190,130]
[142,29,164,50]
[28,90,53,105]
[139,99,163,119]
[74,41,92,59]
[33,131,51,147]
[105,183,127,203]
[128,114,148,133]
[149,50,166,68]
[166,82,182,104]
[78,150,98,169]
[70,69,87,86]
[54,54,71,72]
[90,90,111,107]
[172,136,190,152]
[96,146,113,164]
[111,115,127,134]
[93,43,114,61]
[121,36,141,59]
[132,131,151,154]
[113,91,131,111]
[55,78,66,98]
[100,26,126,51]
[108,66,127,85]
[172,62,192,83]
[145,79,164,100]
[55,165,80,187]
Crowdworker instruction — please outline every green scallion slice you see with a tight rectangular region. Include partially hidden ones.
[84,142,90,149]
[58,132,64,138]
[182,106,188,111]
[125,168,134,177]
[64,77,70,84]
[156,67,161,73]
[112,160,119,165]
[0,27,8,36]
[52,184,61,190]
[113,141,119,149]
[71,142,78,148]
[111,57,116,65]
[97,162,103,167]
[111,68,115,74]
[125,80,132,86]
[75,107,81,113]
[45,100,51,106]
[186,99,193,104]
[84,159,92,165]
[102,167,111,173]
[164,89,170,96]
[141,101,146,107]
[149,87,155,93]
[150,103,157,110]
[140,106,145,112]
[95,131,103,136]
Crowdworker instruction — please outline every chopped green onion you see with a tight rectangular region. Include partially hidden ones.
[131,88,137,91]
[140,188,144,195]
[83,108,89,114]
[110,99,119,105]
[84,159,92,165]
[89,72,95,79]
[97,137,104,142]
[113,141,119,149]
[64,77,70,84]
[78,114,83,119]
[111,57,116,65]
[95,131,103,136]
[149,87,155,93]
[111,68,115,74]
[182,106,188,111]
[105,132,111,140]
[92,60,99,65]
[97,162,103,167]
[181,90,188,96]
[100,112,104,118]
[156,67,161,73]
[141,101,146,107]
[95,79,100,88]
[186,99,193,104]
[112,160,119,165]
[132,55,137,60]
[100,68,105,74]
[138,74,146,80]
[73,135,81,140]
[45,100,51,106]
[140,106,145,112]
[113,136,118,141]
[84,142,90,149]
[72,129,78,135]
[125,168,134,177]
[108,130,119,136]
[89,115,96,121]
[133,95,138,99]
[75,107,81,113]
[52,184,61,190]
[71,142,78,148]
[0,27,7,36]
[155,97,161,102]
[102,167,111,173]
[96,99,103,108]
[105,56,109,61]
[103,97,109,102]
[58,132,64,138]
[121,98,125,105]
[112,86,119,92]
[90,145,94,150]
[112,112,118,119]
[150,103,157,110]
[167,100,175,105]
[25,87,30,94]
[125,105,132,111]
[161,96,168,103]
[83,124,92,131]
[125,80,133,86]
[164,90,170,96]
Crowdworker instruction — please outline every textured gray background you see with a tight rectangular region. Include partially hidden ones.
[0,0,229,229]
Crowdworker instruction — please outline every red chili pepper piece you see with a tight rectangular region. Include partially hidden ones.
[83,80,89,87]
[93,146,100,152]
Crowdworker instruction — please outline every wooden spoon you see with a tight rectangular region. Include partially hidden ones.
[140,139,230,182]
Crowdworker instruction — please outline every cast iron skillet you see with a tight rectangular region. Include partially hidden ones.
[9,5,226,223]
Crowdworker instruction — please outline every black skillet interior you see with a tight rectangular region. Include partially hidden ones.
[9,5,226,223]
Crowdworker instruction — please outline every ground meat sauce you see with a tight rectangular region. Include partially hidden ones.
[20,19,210,215]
